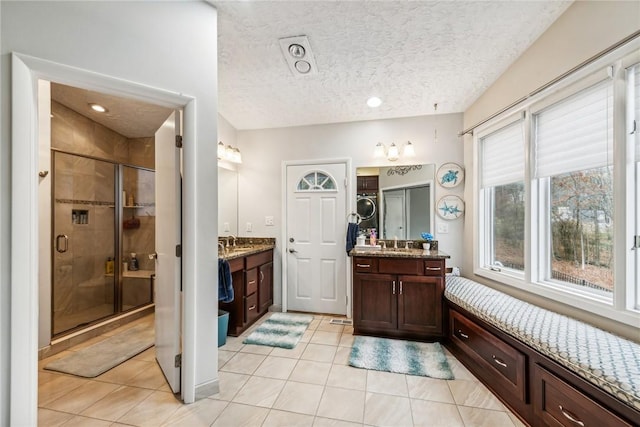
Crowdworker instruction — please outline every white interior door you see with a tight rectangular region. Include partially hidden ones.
[286,163,347,315]
[383,189,406,239]
[154,111,182,394]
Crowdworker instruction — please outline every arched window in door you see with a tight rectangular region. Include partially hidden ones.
[296,171,337,191]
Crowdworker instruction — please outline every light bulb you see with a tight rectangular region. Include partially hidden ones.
[387,143,399,161]
[403,141,415,157]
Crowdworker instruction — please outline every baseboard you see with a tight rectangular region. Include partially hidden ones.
[195,378,220,400]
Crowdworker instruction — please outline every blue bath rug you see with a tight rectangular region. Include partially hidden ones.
[243,312,314,349]
[349,336,454,379]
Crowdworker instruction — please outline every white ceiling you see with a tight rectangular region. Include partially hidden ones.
[51,1,573,136]
[213,0,572,130]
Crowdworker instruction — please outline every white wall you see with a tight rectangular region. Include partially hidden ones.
[1,2,219,424]
[237,113,464,308]
[462,0,640,339]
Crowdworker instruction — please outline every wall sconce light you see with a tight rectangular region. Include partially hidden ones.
[373,140,415,162]
[217,141,242,164]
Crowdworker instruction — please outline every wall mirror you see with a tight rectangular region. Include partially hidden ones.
[356,164,435,239]
[218,165,238,236]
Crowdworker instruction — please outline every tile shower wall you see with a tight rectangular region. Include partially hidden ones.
[51,101,156,334]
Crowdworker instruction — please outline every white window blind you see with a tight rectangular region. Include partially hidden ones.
[481,120,525,188]
[633,64,640,161]
[535,81,613,178]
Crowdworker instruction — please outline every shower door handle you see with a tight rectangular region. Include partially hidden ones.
[55,234,69,253]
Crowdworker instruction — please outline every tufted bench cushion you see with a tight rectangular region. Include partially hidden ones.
[445,276,640,411]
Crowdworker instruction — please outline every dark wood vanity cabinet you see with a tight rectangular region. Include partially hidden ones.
[353,256,445,340]
[220,248,274,336]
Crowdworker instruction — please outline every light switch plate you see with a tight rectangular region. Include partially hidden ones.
[223,222,230,232]
[437,223,449,234]
[246,222,252,232]
[265,216,274,226]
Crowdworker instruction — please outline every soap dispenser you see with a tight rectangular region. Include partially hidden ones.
[129,253,139,271]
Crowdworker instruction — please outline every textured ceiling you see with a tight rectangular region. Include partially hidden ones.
[213,0,572,130]
[51,83,173,138]
[51,1,572,136]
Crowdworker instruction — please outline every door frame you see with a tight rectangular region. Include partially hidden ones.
[10,53,197,423]
[281,158,353,318]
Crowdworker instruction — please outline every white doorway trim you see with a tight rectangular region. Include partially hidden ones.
[281,158,353,318]
[10,52,197,425]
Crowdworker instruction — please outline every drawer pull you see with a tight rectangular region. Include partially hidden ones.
[457,330,469,339]
[260,271,264,282]
[392,280,396,295]
[492,355,507,368]
[356,264,371,268]
[425,267,441,271]
[558,405,585,426]
[248,280,256,285]
[248,305,256,311]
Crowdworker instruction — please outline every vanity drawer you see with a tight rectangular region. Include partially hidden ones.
[245,293,259,322]
[246,249,273,270]
[424,260,445,276]
[354,257,378,273]
[245,268,258,295]
[378,258,423,275]
[534,365,633,427]
[228,257,244,273]
[451,310,526,402]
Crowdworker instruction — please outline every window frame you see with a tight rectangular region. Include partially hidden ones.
[472,42,640,328]
[475,113,527,285]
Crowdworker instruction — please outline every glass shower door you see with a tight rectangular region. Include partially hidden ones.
[52,151,117,335]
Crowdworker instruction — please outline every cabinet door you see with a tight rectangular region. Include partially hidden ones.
[397,275,443,335]
[353,273,397,331]
[258,261,273,314]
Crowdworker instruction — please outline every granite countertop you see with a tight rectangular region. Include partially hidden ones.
[220,241,275,260]
[350,247,450,259]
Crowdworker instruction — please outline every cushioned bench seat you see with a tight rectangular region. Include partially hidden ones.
[445,276,640,411]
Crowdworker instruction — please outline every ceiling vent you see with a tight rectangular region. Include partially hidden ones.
[278,35,318,76]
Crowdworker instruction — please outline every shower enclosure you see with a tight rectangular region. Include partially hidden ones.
[52,150,155,336]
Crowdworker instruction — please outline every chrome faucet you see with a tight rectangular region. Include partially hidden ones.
[218,241,226,254]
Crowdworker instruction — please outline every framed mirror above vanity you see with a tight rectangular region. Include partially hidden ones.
[356,164,435,239]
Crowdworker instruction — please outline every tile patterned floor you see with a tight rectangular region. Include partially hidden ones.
[39,313,526,426]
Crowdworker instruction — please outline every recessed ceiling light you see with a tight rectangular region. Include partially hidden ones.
[367,97,382,108]
[89,103,108,113]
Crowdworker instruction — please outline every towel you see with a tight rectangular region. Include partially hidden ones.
[346,222,359,253]
[218,258,234,303]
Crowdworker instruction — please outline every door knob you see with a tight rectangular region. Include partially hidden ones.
[149,252,158,260]
[289,249,298,253]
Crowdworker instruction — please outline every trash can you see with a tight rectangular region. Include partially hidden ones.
[218,310,229,347]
